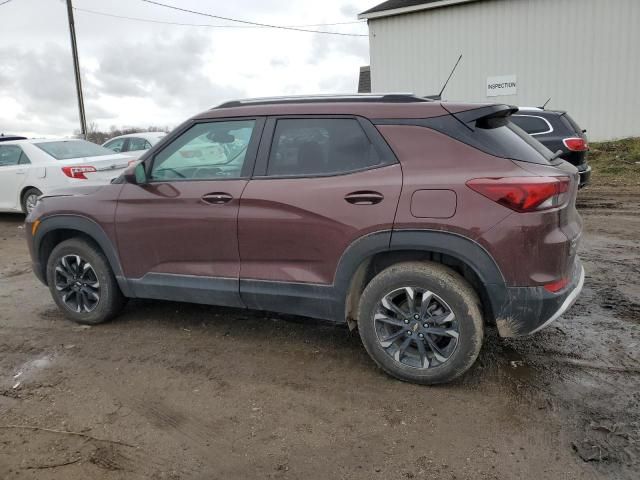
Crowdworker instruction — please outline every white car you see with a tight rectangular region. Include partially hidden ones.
[0,138,133,214]
[102,132,165,157]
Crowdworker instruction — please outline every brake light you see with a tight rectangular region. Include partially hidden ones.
[544,277,569,293]
[563,137,588,152]
[61,165,97,180]
[466,176,571,212]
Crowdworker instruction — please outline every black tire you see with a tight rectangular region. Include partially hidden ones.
[46,238,126,325]
[21,188,42,215]
[357,261,484,385]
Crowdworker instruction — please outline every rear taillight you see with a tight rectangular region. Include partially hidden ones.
[563,137,588,152]
[61,165,97,180]
[466,176,571,212]
[543,277,570,293]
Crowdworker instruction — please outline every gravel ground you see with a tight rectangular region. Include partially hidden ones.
[0,186,638,479]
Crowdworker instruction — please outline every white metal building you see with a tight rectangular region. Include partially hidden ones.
[359,0,640,141]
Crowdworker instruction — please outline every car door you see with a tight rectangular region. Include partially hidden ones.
[0,145,30,211]
[115,118,265,307]
[238,116,402,317]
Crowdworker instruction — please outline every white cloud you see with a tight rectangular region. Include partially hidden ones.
[0,0,374,137]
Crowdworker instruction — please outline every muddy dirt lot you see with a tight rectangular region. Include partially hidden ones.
[0,186,638,480]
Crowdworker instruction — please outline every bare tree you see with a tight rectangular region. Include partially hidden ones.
[75,124,171,144]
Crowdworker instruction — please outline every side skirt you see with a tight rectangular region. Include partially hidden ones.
[240,279,342,323]
[128,273,244,308]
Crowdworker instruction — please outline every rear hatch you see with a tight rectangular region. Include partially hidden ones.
[436,104,582,279]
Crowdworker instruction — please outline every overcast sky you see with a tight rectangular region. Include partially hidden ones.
[0,0,375,137]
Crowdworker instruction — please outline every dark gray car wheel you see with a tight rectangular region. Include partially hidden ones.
[357,262,484,385]
[21,188,42,215]
[46,238,126,325]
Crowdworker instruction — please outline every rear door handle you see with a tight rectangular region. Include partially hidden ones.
[344,191,384,205]
[16,170,26,175]
[201,192,233,205]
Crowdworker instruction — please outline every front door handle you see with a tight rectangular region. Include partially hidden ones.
[344,191,384,205]
[15,170,26,175]
[201,192,233,205]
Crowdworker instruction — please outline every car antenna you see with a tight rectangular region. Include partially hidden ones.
[540,97,552,110]
[425,54,462,101]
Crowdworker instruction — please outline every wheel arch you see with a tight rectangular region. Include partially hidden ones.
[335,230,506,328]
[34,215,132,296]
[19,185,42,208]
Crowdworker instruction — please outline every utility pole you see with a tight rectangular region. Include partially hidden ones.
[65,0,87,139]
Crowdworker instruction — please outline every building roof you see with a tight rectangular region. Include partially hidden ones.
[359,0,483,20]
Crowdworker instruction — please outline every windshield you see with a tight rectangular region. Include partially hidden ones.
[35,140,115,160]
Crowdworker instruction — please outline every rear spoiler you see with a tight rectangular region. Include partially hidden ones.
[442,104,519,124]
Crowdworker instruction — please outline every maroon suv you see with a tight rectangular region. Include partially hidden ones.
[25,95,584,384]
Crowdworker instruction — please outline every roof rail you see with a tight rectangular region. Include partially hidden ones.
[214,93,431,109]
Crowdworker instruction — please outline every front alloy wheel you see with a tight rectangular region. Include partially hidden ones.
[46,238,126,324]
[54,255,101,313]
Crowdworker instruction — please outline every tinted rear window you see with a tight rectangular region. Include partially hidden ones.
[474,116,555,164]
[510,115,551,135]
[36,140,114,160]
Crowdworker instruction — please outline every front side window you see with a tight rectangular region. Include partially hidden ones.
[267,118,381,177]
[36,140,114,160]
[150,120,255,181]
[511,115,552,135]
[104,138,126,152]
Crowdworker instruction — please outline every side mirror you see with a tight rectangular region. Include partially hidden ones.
[123,162,147,185]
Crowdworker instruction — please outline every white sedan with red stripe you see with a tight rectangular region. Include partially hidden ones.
[0,138,136,214]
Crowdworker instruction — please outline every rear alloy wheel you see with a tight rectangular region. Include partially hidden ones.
[358,262,484,385]
[46,238,126,324]
[21,188,42,215]
[375,287,459,369]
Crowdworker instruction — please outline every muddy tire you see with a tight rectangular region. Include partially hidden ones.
[21,188,42,215]
[357,262,484,385]
[46,238,126,325]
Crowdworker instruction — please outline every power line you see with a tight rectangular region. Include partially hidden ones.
[139,0,367,37]
[0,0,14,7]
[74,6,365,29]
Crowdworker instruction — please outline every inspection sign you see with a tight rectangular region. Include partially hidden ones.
[486,75,517,97]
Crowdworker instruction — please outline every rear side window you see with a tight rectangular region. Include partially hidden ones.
[0,145,30,166]
[128,137,151,151]
[510,115,552,135]
[104,138,125,152]
[409,112,556,165]
[267,118,382,177]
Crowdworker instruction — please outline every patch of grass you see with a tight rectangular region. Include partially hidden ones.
[588,137,640,187]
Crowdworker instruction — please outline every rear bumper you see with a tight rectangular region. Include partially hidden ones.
[577,165,591,189]
[492,258,585,337]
